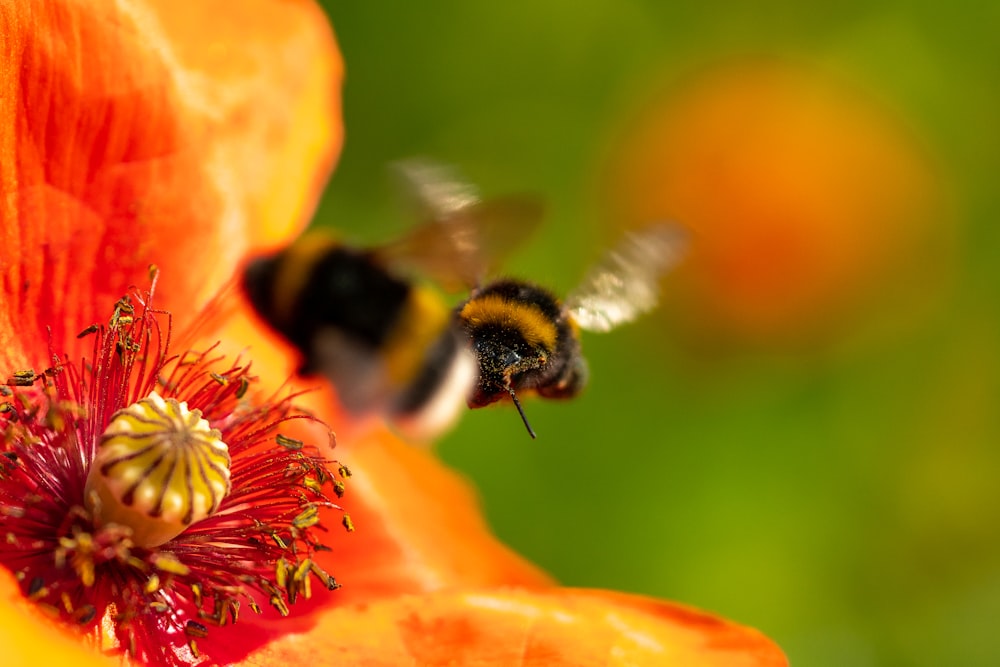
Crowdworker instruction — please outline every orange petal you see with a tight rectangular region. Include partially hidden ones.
[0,567,115,667]
[138,0,343,252]
[0,0,341,371]
[195,430,556,662]
[319,428,553,600]
[239,587,787,666]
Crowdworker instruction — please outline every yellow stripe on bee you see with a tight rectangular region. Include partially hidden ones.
[271,232,340,327]
[459,293,558,352]
[381,285,452,385]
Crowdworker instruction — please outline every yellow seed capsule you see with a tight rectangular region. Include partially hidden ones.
[85,391,231,548]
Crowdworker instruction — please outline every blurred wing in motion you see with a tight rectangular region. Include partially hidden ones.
[390,157,481,221]
[376,158,544,290]
[565,223,690,333]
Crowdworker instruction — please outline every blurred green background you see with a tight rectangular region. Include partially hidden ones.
[314,2,999,665]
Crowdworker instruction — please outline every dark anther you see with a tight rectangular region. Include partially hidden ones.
[27,576,45,596]
[184,620,209,638]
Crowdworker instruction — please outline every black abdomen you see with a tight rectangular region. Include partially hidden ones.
[244,244,411,363]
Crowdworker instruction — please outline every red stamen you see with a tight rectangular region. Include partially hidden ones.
[0,281,349,667]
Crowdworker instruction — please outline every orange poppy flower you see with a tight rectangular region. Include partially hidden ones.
[606,59,945,345]
[0,2,787,666]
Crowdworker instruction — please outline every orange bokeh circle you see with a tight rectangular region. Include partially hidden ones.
[605,59,947,344]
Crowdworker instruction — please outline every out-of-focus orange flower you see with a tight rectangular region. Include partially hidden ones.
[0,3,786,666]
[606,60,946,344]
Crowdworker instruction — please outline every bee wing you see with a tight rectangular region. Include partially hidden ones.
[564,223,690,333]
[376,159,544,290]
[390,158,482,221]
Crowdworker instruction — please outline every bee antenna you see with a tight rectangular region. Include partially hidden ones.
[508,388,537,439]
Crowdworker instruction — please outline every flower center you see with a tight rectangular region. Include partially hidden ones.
[84,391,231,548]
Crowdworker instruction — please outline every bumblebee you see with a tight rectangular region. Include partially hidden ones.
[241,160,543,439]
[456,223,689,438]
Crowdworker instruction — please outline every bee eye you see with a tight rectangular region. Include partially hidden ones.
[85,391,231,548]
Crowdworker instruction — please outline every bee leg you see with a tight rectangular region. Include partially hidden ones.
[537,356,589,400]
